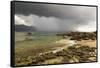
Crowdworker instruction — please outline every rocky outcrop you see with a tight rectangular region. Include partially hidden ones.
[57,31,97,41]
[15,44,97,66]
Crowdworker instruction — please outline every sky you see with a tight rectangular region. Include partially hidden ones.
[14,2,97,32]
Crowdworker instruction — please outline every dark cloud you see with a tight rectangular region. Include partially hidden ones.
[14,2,96,20]
[14,2,96,32]
[15,2,64,18]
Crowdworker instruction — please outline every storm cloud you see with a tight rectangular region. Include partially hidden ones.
[14,2,97,32]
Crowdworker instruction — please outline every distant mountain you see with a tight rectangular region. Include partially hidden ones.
[15,25,36,32]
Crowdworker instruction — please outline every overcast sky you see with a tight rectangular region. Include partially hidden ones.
[14,2,97,32]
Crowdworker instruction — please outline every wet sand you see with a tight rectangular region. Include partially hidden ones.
[76,40,96,47]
